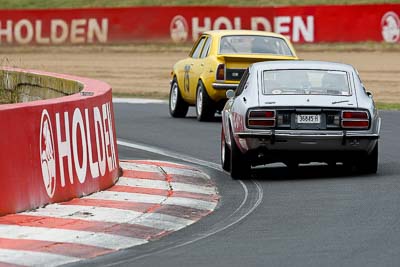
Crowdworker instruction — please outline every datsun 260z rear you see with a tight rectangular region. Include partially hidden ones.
[221,61,381,179]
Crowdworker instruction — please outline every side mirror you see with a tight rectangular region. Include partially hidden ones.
[366,91,373,98]
[226,89,235,99]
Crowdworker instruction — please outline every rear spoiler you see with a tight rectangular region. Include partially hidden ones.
[216,54,298,62]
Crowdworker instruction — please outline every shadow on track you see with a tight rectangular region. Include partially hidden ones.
[183,116,222,123]
[250,164,378,181]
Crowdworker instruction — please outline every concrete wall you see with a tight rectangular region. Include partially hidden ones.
[0,69,82,104]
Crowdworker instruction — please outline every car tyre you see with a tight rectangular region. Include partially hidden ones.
[230,128,250,180]
[196,81,215,121]
[358,143,378,174]
[221,127,231,172]
[342,160,354,173]
[327,161,337,168]
[169,78,189,118]
[286,161,299,171]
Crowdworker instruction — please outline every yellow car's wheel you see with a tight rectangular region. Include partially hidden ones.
[169,78,189,118]
[196,81,215,121]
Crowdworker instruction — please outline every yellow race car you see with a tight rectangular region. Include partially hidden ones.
[169,30,299,121]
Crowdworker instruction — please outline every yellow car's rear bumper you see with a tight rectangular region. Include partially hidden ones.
[212,82,238,90]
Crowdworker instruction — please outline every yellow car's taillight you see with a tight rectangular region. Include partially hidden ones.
[216,64,225,81]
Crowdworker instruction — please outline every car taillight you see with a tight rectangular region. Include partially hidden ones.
[216,64,225,80]
[341,111,370,129]
[248,110,276,128]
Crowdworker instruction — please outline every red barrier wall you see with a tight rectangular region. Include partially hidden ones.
[0,4,399,45]
[0,68,119,215]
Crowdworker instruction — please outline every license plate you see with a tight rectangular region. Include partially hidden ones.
[296,114,321,124]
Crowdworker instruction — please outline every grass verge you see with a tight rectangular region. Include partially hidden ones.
[376,102,400,110]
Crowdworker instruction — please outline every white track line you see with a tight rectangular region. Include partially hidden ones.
[0,248,80,267]
[117,140,221,171]
[23,204,193,231]
[0,224,146,250]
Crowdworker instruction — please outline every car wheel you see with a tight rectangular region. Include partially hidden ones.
[327,161,337,169]
[230,128,250,179]
[358,143,378,174]
[196,81,215,121]
[342,160,354,172]
[169,78,189,118]
[221,127,231,172]
[286,161,299,170]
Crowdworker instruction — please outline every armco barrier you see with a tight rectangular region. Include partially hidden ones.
[0,4,399,45]
[0,67,119,215]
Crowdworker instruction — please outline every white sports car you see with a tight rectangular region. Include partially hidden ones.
[221,61,381,179]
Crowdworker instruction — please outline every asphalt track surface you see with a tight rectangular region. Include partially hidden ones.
[75,102,400,267]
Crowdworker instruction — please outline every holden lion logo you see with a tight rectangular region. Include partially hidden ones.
[170,15,188,43]
[381,11,400,43]
[40,109,56,198]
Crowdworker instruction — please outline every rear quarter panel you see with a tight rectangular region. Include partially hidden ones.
[173,58,191,100]
[201,55,222,101]
[352,70,380,135]
[227,69,260,150]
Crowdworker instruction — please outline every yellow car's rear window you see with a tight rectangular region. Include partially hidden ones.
[219,35,293,56]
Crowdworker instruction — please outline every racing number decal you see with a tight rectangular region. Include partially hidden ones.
[184,64,190,92]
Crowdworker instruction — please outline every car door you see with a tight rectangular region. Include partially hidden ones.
[176,37,203,101]
[189,36,212,100]
[183,35,207,101]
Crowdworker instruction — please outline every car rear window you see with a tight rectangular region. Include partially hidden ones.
[262,69,351,96]
[219,35,293,56]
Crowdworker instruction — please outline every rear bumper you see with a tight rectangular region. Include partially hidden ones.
[212,82,238,90]
[237,130,379,140]
[235,130,379,153]
[233,130,379,165]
